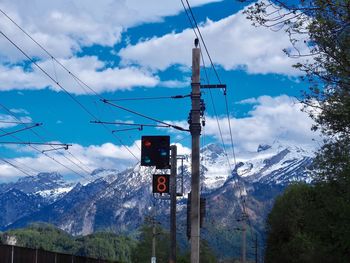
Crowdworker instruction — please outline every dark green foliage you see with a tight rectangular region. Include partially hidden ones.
[242,0,350,261]
[131,222,218,263]
[76,232,136,263]
[265,183,350,263]
[0,223,136,262]
[131,223,171,263]
[2,223,76,253]
[0,222,220,262]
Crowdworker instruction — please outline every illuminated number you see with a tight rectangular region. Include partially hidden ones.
[157,176,167,193]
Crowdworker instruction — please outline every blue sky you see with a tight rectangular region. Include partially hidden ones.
[0,0,320,181]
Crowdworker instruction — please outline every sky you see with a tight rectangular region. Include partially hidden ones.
[0,0,321,181]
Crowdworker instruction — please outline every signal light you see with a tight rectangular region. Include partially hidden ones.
[152,174,170,194]
[144,140,152,147]
[141,136,170,169]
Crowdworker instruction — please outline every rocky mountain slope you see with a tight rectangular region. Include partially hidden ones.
[0,142,314,243]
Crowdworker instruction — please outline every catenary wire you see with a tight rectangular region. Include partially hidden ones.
[0,29,139,161]
[182,0,255,242]
[0,158,33,177]
[0,103,93,177]
[0,127,88,180]
[0,8,188,159]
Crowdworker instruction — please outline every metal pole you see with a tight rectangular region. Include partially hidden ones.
[169,145,177,263]
[242,220,247,263]
[190,40,201,263]
[152,214,156,263]
[255,233,258,263]
[11,246,14,263]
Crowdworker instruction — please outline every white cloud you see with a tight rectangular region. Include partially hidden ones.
[0,113,32,128]
[236,98,259,105]
[10,108,29,115]
[0,140,191,179]
[163,95,320,152]
[0,141,139,179]
[0,95,318,179]
[0,0,222,61]
[160,79,190,88]
[0,56,159,94]
[119,5,309,75]
[205,95,320,151]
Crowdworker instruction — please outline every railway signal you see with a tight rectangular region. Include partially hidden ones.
[141,135,170,169]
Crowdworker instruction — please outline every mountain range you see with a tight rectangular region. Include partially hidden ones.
[0,141,314,258]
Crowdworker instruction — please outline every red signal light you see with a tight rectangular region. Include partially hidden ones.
[144,140,152,147]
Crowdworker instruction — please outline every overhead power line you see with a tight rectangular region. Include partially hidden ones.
[0,105,92,179]
[0,141,71,147]
[0,103,93,177]
[90,121,170,128]
[91,121,171,133]
[0,120,34,124]
[0,158,33,177]
[107,94,191,101]
[0,7,192,161]
[181,0,253,248]
[0,123,42,138]
[0,151,42,175]
[101,99,189,132]
[0,8,139,162]
[0,29,138,161]
[0,128,87,179]
[182,0,237,165]
[184,0,222,87]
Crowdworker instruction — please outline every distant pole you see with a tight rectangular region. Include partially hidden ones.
[242,218,247,263]
[190,39,201,263]
[11,246,14,263]
[255,233,258,263]
[152,215,156,263]
[169,145,177,263]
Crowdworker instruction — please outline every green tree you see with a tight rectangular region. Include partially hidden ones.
[243,0,350,181]
[76,232,136,262]
[3,223,76,253]
[241,1,350,260]
[265,183,350,263]
[131,223,171,263]
[1,223,136,262]
[131,221,218,263]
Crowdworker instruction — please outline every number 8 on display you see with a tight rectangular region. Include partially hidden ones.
[152,174,170,194]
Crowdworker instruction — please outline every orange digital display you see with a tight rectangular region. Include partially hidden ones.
[152,174,170,194]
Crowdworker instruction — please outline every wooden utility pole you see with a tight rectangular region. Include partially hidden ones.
[190,39,201,263]
[169,145,177,263]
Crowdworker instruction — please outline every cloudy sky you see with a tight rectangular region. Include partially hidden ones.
[0,0,320,181]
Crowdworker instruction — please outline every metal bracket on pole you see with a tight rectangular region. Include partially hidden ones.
[200,84,227,95]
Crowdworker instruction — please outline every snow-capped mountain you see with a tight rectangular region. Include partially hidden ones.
[0,172,76,227]
[0,142,315,238]
[236,142,314,185]
[0,172,74,201]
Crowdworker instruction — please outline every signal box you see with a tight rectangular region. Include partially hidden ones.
[141,136,170,169]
